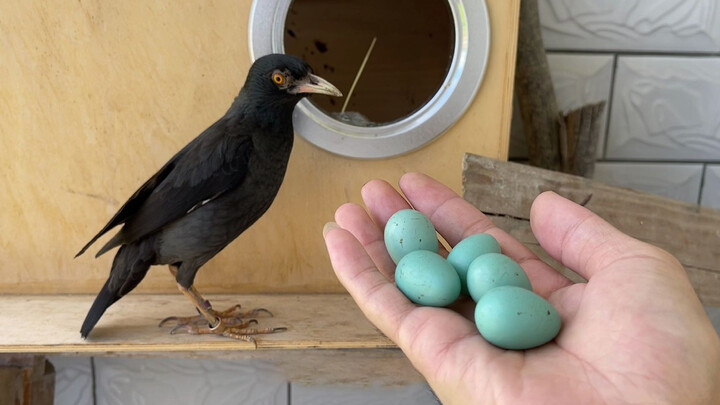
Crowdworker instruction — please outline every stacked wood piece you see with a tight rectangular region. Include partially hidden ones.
[0,355,54,405]
[515,0,605,177]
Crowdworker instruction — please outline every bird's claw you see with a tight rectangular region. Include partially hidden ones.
[249,308,273,317]
[159,304,272,328]
[158,316,181,327]
[214,305,273,318]
[168,319,286,345]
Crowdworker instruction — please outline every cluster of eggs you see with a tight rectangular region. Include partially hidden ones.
[385,209,561,350]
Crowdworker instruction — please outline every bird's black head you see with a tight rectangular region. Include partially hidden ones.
[243,54,342,108]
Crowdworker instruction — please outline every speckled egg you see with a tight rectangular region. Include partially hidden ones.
[395,250,461,307]
[466,253,532,302]
[475,286,561,350]
[446,234,501,295]
[384,209,438,264]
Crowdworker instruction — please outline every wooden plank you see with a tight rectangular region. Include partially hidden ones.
[0,294,426,385]
[462,154,720,305]
[0,294,393,353]
[0,356,54,405]
[0,0,518,295]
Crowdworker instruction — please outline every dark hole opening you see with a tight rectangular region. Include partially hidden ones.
[284,0,455,126]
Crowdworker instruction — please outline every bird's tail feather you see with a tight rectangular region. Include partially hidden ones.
[80,279,117,339]
[80,240,154,338]
[94,233,121,258]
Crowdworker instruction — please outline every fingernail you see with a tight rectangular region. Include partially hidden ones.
[323,222,340,238]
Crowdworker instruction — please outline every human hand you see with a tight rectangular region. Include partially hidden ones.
[323,172,720,405]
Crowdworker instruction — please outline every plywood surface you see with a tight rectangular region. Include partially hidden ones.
[0,0,518,294]
[0,293,426,385]
[463,154,720,305]
[0,294,393,353]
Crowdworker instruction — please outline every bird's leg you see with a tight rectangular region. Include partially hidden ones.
[159,266,272,328]
[178,284,221,327]
[168,284,286,344]
[165,265,212,312]
[160,266,286,343]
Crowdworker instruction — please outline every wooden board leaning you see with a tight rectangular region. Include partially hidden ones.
[462,154,720,306]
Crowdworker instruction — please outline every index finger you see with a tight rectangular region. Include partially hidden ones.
[323,225,497,385]
[323,225,414,341]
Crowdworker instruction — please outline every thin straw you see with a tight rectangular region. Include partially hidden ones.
[341,36,377,113]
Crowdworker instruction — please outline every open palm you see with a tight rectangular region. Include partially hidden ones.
[323,173,719,405]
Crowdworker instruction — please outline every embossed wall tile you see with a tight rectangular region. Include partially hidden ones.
[94,358,287,405]
[49,356,94,405]
[607,57,720,160]
[706,307,720,336]
[700,165,720,209]
[593,162,703,203]
[509,53,613,159]
[548,53,614,158]
[291,382,438,405]
[548,54,614,112]
[539,0,720,52]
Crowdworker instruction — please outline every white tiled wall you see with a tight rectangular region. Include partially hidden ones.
[49,357,439,405]
[701,165,720,209]
[510,53,614,159]
[593,162,704,204]
[511,0,720,210]
[93,358,288,405]
[291,383,439,405]
[539,0,720,52]
[49,356,94,405]
[607,57,720,160]
[509,1,720,361]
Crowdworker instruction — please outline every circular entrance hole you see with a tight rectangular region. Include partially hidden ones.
[249,0,490,158]
[283,0,455,126]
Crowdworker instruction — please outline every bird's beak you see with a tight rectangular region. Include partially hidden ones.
[291,73,343,97]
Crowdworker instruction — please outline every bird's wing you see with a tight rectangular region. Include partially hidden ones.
[76,117,253,257]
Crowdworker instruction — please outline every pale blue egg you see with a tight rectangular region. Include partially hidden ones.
[475,286,561,350]
[466,253,532,302]
[446,234,501,295]
[384,209,438,264]
[396,250,461,307]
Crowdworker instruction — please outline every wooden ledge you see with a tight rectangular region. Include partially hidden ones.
[0,294,428,385]
[0,294,395,354]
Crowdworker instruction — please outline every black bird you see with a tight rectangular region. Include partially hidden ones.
[76,54,342,341]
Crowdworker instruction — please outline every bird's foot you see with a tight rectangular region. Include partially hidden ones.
[168,319,287,345]
[158,304,273,328]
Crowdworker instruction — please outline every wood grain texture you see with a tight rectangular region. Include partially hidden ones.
[0,356,55,405]
[0,294,393,352]
[462,154,720,305]
[0,294,425,385]
[515,0,560,170]
[0,0,518,294]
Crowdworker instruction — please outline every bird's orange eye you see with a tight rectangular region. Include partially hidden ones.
[272,73,285,85]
